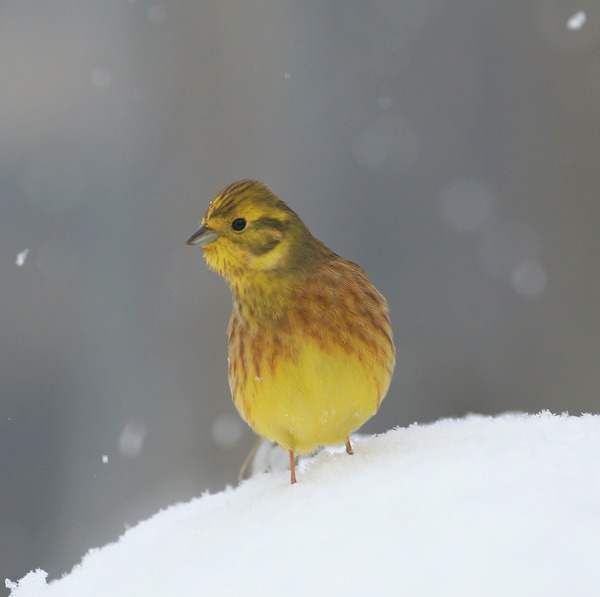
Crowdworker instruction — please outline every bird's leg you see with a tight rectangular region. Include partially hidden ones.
[345,439,353,455]
[289,450,297,484]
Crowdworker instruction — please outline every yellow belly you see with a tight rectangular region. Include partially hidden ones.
[230,340,391,453]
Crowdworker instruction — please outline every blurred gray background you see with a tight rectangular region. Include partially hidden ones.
[2,0,599,589]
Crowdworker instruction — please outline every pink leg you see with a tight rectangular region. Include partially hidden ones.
[345,439,354,455]
[289,450,297,484]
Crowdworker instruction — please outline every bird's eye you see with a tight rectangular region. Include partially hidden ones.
[231,218,247,232]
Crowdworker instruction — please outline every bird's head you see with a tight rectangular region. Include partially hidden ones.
[187,180,316,279]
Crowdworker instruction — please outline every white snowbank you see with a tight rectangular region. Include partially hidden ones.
[7,412,600,597]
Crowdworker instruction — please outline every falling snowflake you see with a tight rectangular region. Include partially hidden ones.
[16,249,29,267]
[567,11,586,30]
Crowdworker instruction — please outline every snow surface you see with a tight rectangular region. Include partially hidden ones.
[7,412,600,597]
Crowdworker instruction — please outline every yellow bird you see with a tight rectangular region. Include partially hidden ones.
[187,180,395,484]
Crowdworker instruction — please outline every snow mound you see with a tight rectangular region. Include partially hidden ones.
[7,412,600,597]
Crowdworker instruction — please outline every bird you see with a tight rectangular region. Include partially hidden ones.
[187,180,395,484]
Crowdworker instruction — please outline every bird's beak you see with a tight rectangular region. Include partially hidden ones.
[186,225,218,247]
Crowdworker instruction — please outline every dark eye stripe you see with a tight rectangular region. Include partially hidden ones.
[258,218,288,233]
